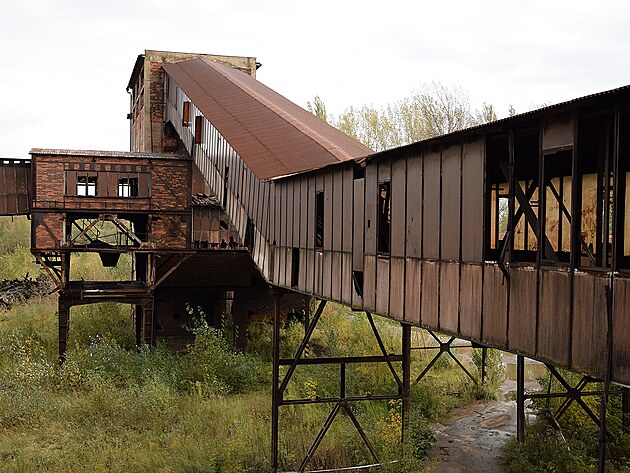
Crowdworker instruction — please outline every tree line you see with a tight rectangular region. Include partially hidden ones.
[308,82,518,152]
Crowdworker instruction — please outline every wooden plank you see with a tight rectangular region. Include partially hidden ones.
[342,166,353,252]
[307,176,315,250]
[376,257,390,316]
[459,263,482,340]
[406,155,422,258]
[306,249,315,294]
[341,253,353,305]
[324,171,333,251]
[323,251,332,299]
[331,251,342,302]
[391,157,406,257]
[353,178,365,270]
[537,269,570,366]
[440,144,461,261]
[333,169,343,251]
[314,250,323,295]
[507,267,537,356]
[461,139,484,262]
[300,178,308,248]
[363,255,376,311]
[390,257,405,320]
[364,163,377,255]
[298,249,308,291]
[572,273,607,377]
[439,261,459,334]
[423,150,441,259]
[482,264,508,348]
[613,278,630,386]
[421,260,439,328]
[404,258,421,324]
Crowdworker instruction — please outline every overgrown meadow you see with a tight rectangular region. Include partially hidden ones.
[0,217,494,472]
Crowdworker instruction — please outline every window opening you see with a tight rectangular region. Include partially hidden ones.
[315,191,324,249]
[377,181,391,254]
[195,115,203,144]
[291,247,300,288]
[118,177,139,197]
[77,175,97,196]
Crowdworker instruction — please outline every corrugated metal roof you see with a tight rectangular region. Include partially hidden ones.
[163,58,372,181]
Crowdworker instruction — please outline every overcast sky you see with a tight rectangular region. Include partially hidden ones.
[1,0,629,159]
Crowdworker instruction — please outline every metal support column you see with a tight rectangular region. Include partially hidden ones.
[58,300,70,364]
[623,389,630,434]
[135,305,144,347]
[481,347,488,385]
[143,298,155,346]
[401,323,411,444]
[271,286,283,473]
[517,354,525,443]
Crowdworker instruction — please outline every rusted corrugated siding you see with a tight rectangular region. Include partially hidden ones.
[508,267,537,356]
[0,160,31,215]
[163,58,371,181]
[537,270,571,366]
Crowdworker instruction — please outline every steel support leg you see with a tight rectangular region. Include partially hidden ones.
[517,354,525,443]
[135,305,143,347]
[481,347,488,384]
[271,287,283,473]
[623,388,630,434]
[401,323,411,444]
[58,300,70,364]
[143,298,155,346]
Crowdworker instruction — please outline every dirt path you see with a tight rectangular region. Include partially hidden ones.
[422,373,541,472]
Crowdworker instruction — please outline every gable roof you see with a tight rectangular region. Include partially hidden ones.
[163,58,372,180]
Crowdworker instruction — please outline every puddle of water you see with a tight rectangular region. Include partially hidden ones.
[504,362,548,382]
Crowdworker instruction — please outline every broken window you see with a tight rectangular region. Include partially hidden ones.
[77,174,97,196]
[377,181,391,254]
[118,177,139,197]
[315,191,324,249]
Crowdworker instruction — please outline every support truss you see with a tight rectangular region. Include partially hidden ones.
[412,330,483,386]
[270,289,411,472]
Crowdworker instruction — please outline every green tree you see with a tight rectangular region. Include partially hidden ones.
[306,95,329,123]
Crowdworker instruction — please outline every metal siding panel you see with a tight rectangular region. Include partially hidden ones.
[307,176,315,250]
[537,270,570,366]
[323,251,332,298]
[286,181,293,248]
[572,273,608,378]
[378,157,390,182]
[300,178,308,248]
[293,178,301,247]
[542,113,575,150]
[333,169,343,251]
[353,178,365,270]
[298,249,307,291]
[507,267,537,356]
[342,167,353,252]
[376,257,389,315]
[613,278,630,385]
[341,253,353,305]
[315,250,324,295]
[423,151,441,259]
[331,252,342,302]
[363,255,376,311]
[462,139,484,262]
[365,164,377,255]
[459,263,481,340]
[404,258,421,323]
[439,262,459,334]
[391,157,406,257]
[482,264,508,348]
[421,260,439,328]
[280,183,287,247]
[390,257,405,320]
[324,172,333,251]
[441,145,461,261]
[406,155,422,258]
[306,249,315,293]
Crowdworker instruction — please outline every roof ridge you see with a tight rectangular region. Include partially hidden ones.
[199,57,367,163]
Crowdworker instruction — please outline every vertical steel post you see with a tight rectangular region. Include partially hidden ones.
[401,323,411,444]
[271,287,283,473]
[481,347,488,384]
[623,388,630,434]
[517,354,525,443]
[58,301,69,364]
